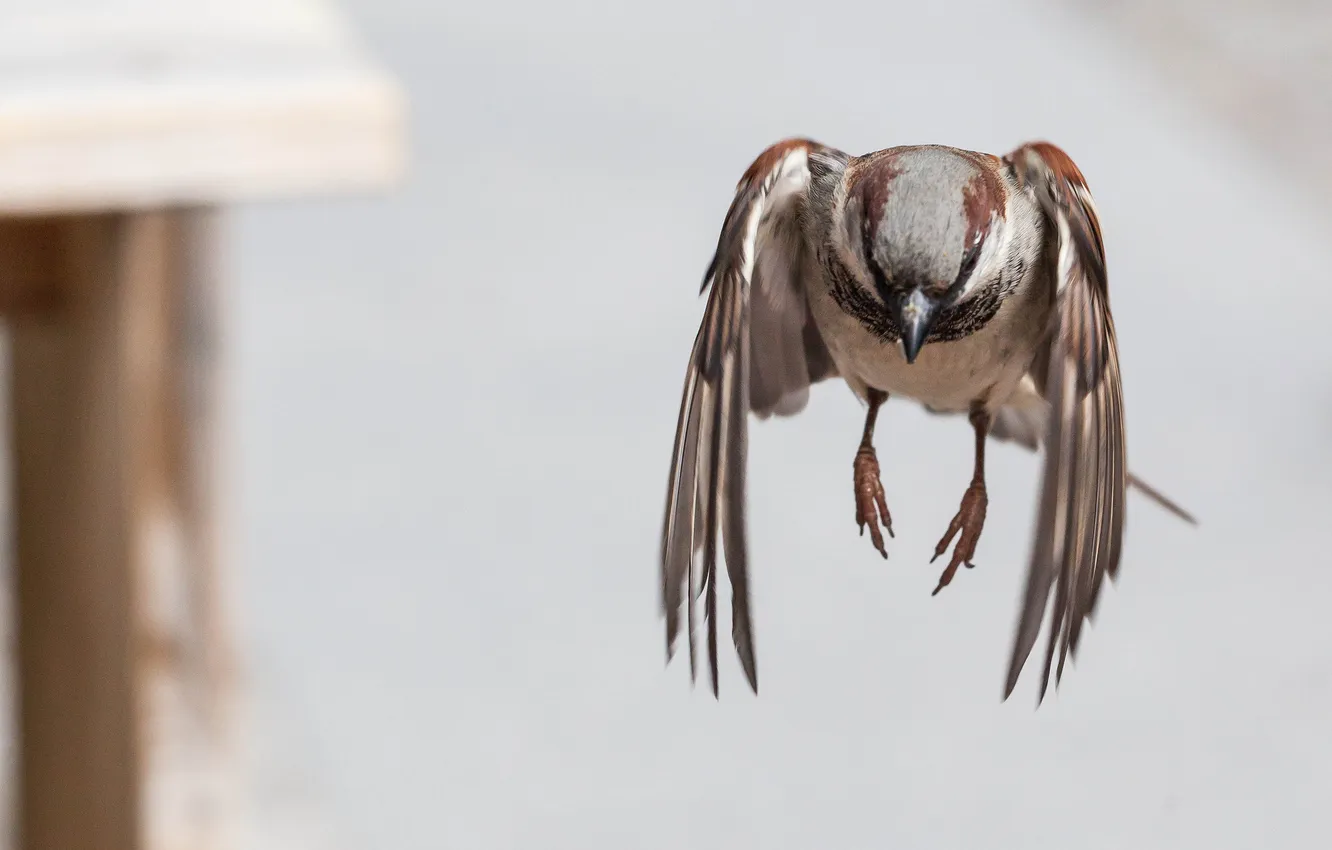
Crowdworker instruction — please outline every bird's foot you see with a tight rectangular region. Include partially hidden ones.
[854,446,894,558]
[930,483,987,595]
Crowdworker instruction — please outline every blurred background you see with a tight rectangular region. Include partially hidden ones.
[5,0,1332,848]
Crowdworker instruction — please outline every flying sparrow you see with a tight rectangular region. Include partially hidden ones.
[659,138,1194,702]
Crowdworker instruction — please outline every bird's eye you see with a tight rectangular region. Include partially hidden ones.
[956,241,982,281]
[942,240,983,304]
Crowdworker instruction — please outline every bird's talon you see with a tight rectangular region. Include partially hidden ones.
[931,484,987,592]
[853,446,894,559]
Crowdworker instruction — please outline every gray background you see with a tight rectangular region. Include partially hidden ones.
[230,1,1332,847]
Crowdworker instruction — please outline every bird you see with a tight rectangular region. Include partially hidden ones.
[658,137,1195,703]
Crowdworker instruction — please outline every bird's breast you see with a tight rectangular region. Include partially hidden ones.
[806,253,1053,412]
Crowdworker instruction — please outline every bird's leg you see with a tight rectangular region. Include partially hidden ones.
[854,388,894,558]
[931,405,990,595]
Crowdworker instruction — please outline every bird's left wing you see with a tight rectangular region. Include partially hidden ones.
[1001,142,1129,702]
[660,138,848,696]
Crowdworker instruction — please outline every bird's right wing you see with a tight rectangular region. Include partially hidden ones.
[1001,141,1128,703]
[660,138,848,696]
[990,377,1194,523]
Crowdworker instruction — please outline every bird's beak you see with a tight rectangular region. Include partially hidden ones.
[896,287,940,365]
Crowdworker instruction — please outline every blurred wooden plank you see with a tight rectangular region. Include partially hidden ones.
[142,209,245,850]
[0,0,407,213]
[170,210,236,741]
[0,219,63,314]
[10,210,244,850]
[11,213,149,850]
[0,5,407,847]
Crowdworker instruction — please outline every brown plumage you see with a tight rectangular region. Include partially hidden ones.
[659,137,1195,700]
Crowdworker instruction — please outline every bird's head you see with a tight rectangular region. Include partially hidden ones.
[845,146,1007,363]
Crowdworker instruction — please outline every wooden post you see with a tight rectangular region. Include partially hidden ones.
[137,210,243,850]
[8,211,243,850]
[0,3,407,847]
[11,213,157,850]
[171,210,236,732]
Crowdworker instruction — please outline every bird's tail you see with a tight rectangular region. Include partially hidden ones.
[1127,473,1196,525]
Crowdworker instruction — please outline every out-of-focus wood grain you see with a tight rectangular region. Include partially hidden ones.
[10,211,244,850]
[0,4,407,847]
[134,211,245,850]
[0,0,408,213]
[0,219,63,314]
[11,213,149,850]
[141,210,245,850]
[170,210,237,741]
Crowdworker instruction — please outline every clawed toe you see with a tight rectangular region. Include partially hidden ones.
[931,483,987,595]
[854,446,893,558]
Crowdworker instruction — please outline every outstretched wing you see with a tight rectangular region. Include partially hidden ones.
[660,138,847,696]
[1001,142,1129,703]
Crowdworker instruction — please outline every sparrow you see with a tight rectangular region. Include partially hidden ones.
[659,138,1195,702]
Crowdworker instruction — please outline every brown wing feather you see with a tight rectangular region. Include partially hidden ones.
[988,384,1195,525]
[660,138,846,695]
[746,150,840,418]
[1001,142,1130,703]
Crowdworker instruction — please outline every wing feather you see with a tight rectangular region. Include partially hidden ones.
[660,138,846,695]
[1002,142,1132,702]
